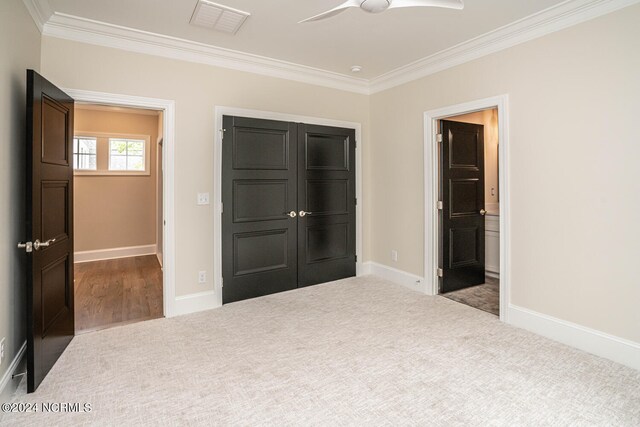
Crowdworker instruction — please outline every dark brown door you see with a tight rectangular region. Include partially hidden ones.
[222,117,357,303]
[23,70,75,392]
[440,120,485,293]
[297,124,356,287]
[222,116,298,303]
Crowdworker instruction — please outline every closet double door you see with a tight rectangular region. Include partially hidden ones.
[222,116,356,304]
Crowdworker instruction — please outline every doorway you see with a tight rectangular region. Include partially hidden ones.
[437,110,500,315]
[214,107,363,307]
[424,95,510,321]
[23,74,176,392]
[72,104,165,333]
[221,116,357,303]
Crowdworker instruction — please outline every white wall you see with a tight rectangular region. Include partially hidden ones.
[40,37,371,298]
[0,0,41,401]
[369,5,640,342]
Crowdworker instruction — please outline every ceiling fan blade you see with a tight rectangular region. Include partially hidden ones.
[299,0,362,23]
[389,0,464,10]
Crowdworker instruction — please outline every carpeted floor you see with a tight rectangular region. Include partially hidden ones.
[2,276,639,426]
[443,276,500,315]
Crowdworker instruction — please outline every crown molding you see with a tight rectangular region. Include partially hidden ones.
[369,0,640,93]
[21,0,52,33]
[42,13,370,95]
[37,0,639,95]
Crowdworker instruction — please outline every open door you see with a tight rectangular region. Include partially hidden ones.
[440,120,485,293]
[19,70,75,392]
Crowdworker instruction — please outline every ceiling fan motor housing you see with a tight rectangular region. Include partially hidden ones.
[361,0,391,13]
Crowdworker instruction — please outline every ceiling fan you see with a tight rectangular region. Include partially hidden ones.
[299,0,464,23]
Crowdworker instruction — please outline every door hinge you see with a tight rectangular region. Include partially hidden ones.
[436,133,443,143]
[219,128,226,141]
[355,197,358,206]
[437,268,443,278]
[437,200,443,210]
[220,202,223,214]
[355,255,358,262]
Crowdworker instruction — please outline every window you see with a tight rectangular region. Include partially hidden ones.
[73,133,150,176]
[109,139,146,172]
[73,137,97,170]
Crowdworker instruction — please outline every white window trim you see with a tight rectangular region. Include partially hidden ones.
[72,136,98,172]
[74,131,151,176]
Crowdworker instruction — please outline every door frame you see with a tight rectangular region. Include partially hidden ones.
[423,94,510,322]
[62,88,177,317]
[214,106,363,306]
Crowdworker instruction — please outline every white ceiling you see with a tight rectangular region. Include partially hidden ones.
[45,0,566,79]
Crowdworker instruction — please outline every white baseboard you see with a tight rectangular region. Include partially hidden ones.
[362,261,426,294]
[156,252,163,267]
[508,304,640,371]
[0,341,26,403]
[486,270,500,279]
[74,244,157,263]
[173,290,220,317]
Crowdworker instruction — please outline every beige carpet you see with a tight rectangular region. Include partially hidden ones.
[2,276,639,426]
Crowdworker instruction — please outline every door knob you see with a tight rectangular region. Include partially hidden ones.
[299,211,313,217]
[33,238,56,250]
[479,209,487,216]
[285,211,297,218]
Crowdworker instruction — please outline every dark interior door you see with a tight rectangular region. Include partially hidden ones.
[222,116,298,303]
[297,124,356,286]
[24,70,75,392]
[440,120,485,293]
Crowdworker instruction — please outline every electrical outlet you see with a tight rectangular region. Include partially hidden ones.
[391,250,398,262]
[197,192,210,205]
[0,337,5,365]
[198,271,207,284]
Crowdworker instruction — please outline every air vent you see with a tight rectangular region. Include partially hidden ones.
[190,1,250,35]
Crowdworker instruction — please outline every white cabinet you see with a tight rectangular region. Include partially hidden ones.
[485,214,500,277]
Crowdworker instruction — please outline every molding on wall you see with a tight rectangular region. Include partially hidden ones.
[0,341,26,403]
[369,0,640,93]
[174,291,220,317]
[508,304,640,371]
[31,1,640,95]
[424,94,511,321]
[21,0,52,33]
[74,244,157,263]
[42,13,370,95]
[363,262,426,294]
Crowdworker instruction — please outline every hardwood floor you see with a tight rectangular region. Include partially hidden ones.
[74,255,163,334]
[442,276,500,316]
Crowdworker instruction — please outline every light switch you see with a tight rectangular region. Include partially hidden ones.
[197,193,210,205]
